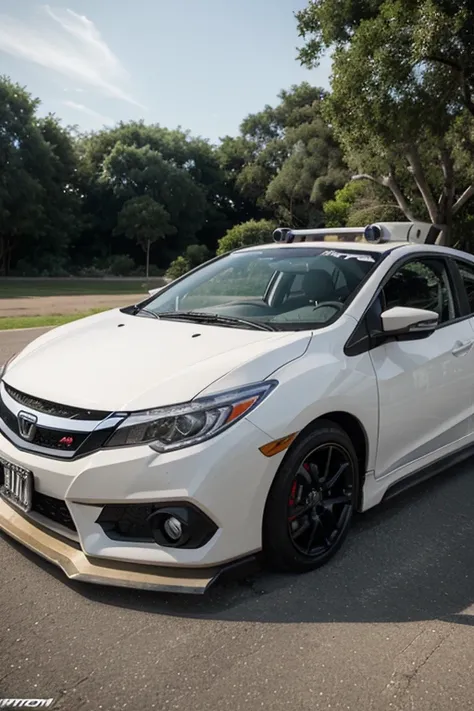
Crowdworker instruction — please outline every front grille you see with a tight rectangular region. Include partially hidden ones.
[0,397,88,452]
[4,383,110,421]
[33,428,89,451]
[32,491,77,532]
[0,398,18,432]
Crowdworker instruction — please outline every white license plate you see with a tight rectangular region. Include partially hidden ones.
[0,457,33,512]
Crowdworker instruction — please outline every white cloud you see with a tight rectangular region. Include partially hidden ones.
[63,100,114,125]
[0,5,143,108]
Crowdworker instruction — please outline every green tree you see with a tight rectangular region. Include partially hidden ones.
[0,76,81,274]
[35,114,83,270]
[296,0,474,118]
[216,219,276,255]
[217,135,269,226]
[79,121,231,255]
[297,1,474,245]
[101,141,207,265]
[115,196,176,278]
[323,180,404,227]
[219,84,348,228]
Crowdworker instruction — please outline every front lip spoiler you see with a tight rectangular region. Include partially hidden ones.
[0,498,246,594]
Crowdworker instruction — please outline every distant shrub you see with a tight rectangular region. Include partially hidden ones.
[166,256,189,280]
[108,254,135,276]
[216,219,276,255]
[166,244,211,280]
[13,257,70,278]
[77,265,108,278]
[129,263,163,277]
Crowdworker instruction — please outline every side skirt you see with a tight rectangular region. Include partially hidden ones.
[381,441,474,503]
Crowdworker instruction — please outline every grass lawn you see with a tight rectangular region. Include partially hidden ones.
[0,309,107,331]
[0,278,164,299]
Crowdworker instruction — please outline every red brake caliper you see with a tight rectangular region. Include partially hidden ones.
[288,480,297,508]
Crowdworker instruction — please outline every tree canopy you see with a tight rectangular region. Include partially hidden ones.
[0,76,81,275]
[219,83,348,228]
[3,3,474,279]
[297,0,474,245]
[0,76,350,276]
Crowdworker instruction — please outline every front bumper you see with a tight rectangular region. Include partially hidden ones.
[0,498,222,593]
[0,417,282,591]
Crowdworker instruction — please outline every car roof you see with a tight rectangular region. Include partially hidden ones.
[235,240,474,265]
[237,240,405,254]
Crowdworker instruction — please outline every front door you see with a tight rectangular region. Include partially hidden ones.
[370,255,474,479]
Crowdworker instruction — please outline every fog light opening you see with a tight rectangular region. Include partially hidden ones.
[97,503,218,549]
[163,516,183,543]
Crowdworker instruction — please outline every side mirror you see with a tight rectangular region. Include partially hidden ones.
[381,306,439,339]
[148,286,163,297]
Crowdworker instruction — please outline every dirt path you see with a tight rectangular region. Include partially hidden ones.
[0,293,146,318]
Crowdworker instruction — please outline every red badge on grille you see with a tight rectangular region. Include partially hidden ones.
[59,436,74,447]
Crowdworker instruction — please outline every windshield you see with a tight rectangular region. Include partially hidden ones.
[137,247,382,331]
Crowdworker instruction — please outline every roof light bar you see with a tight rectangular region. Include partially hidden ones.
[272,222,442,245]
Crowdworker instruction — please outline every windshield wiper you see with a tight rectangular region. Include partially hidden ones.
[155,311,275,331]
[134,306,159,319]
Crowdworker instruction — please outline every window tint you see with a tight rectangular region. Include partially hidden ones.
[147,247,381,331]
[382,258,455,324]
[289,274,304,294]
[456,261,474,314]
[333,267,347,291]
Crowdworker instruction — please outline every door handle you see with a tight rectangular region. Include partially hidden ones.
[452,340,474,357]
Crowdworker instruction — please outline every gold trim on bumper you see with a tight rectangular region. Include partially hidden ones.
[0,498,221,594]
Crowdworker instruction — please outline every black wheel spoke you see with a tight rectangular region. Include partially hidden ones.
[295,483,304,506]
[308,462,320,487]
[323,446,333,483]
[291,518,311,540]
[322,462,349,491]
[286,441,354,559]
[319,517,332,549]
[298,462,320,487]
[323,494,351,507]
[305,519,320,554]
[288,501,314,522]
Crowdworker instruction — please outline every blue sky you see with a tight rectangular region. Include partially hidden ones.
[0,0,331,143]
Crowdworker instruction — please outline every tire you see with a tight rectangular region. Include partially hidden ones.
[263,420,359,573]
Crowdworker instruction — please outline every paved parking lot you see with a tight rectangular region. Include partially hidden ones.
[1,328,474,710]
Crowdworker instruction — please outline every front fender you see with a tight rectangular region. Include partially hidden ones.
[246,319,379,471]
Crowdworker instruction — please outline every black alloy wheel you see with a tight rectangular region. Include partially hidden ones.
[263,421,359,573]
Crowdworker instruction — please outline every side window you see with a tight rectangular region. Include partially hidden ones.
[456,261,474,315]
[382,258,455,324]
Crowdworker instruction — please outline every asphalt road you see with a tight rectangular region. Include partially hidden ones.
[1,328,474,710]
[0,327,51,365]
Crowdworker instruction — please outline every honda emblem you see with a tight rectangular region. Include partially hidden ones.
[17,411,38,442]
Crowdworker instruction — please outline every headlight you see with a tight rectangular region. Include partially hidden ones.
[105,380,277,452]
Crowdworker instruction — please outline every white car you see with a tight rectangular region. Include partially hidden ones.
[1,221,473,593]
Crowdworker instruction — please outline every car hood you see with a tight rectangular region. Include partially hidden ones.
[5,309,311,411]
